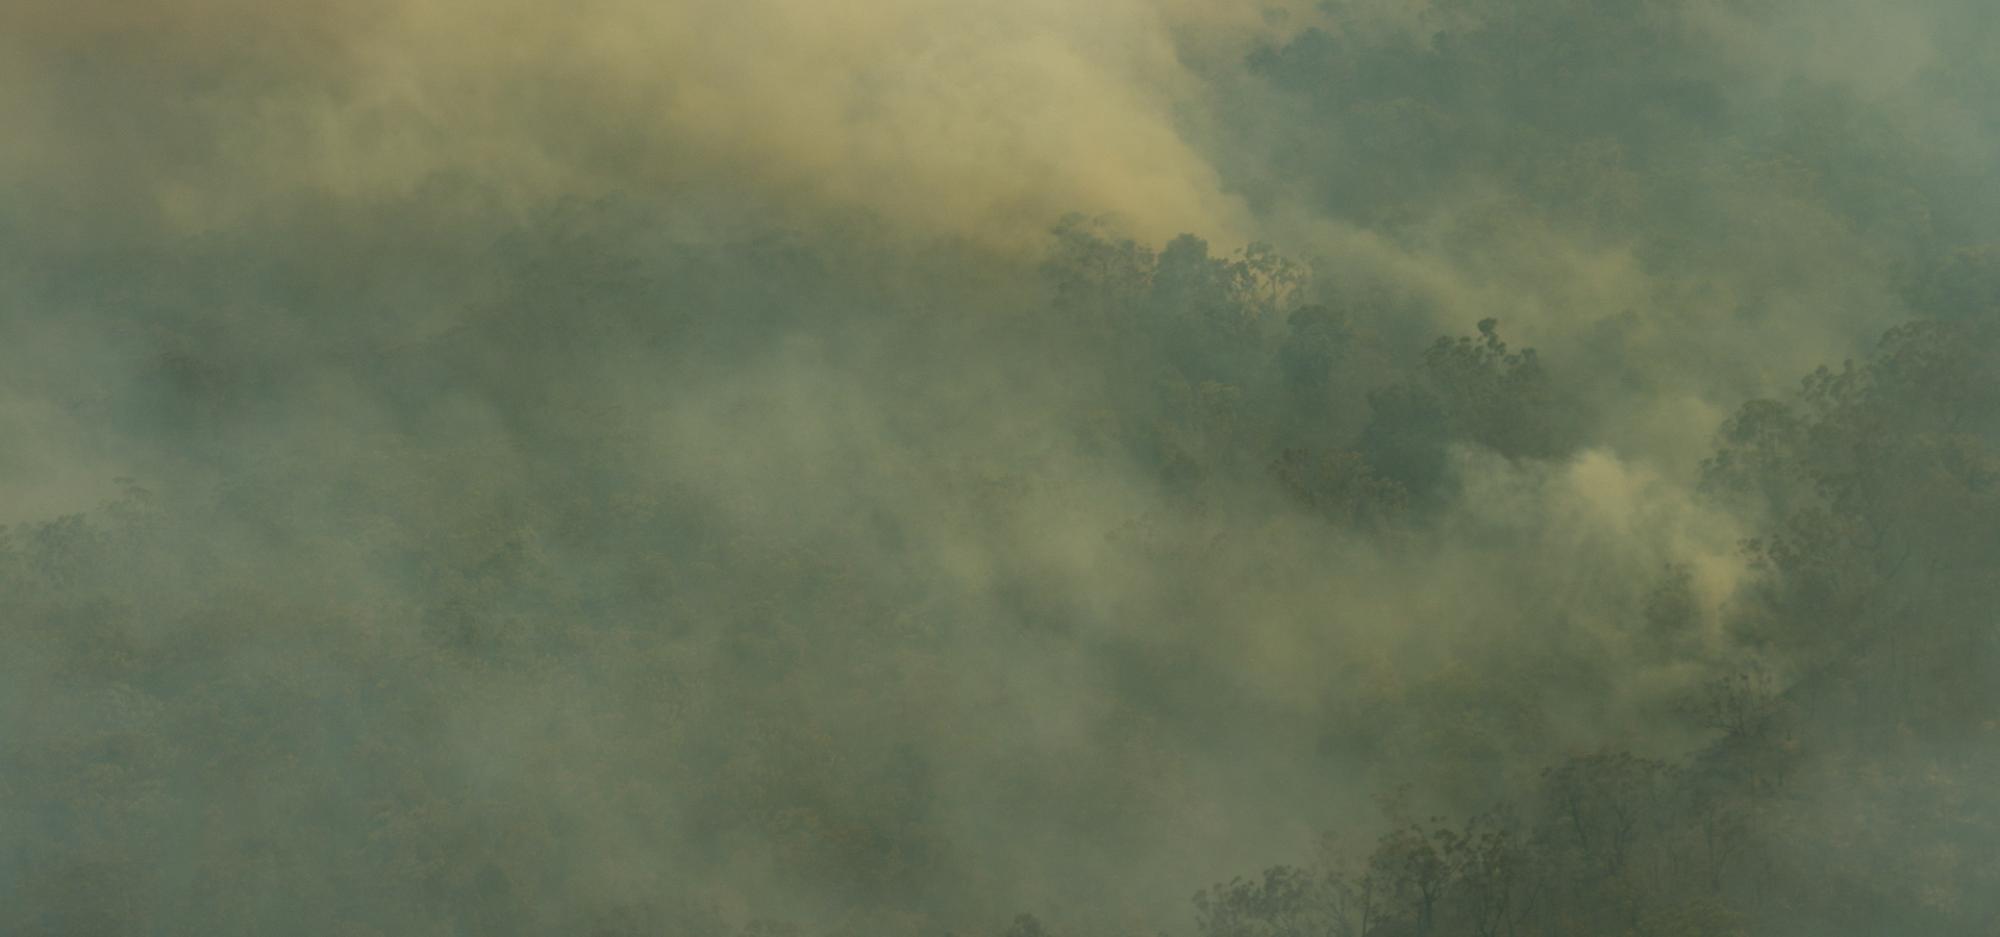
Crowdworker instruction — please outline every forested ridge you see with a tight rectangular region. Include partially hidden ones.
[4,0,2000,934]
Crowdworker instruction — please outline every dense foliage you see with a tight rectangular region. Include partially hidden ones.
[5,0,1999,935]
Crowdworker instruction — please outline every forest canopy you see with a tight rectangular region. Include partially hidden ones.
[3,0,1999,935]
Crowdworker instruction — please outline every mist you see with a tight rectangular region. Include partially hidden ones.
[5,1,2000,935]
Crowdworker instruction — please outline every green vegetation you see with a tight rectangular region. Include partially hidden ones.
[4,0,1999,934]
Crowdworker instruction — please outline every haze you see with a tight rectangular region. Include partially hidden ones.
[4,1,1999,935]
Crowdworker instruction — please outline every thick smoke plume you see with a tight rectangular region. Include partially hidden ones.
[5,1,1999,935]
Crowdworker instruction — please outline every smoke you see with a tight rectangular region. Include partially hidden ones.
[4,0,1996,934]
[0,0,1345,253]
